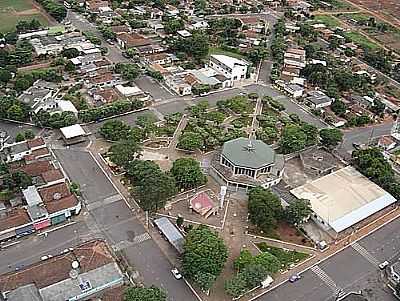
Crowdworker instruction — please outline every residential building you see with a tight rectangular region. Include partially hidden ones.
[2,138,47,163]
[209,55,249,84]
[306,90,332,109]
[284,48,306,68]
[165,73,192,96]
[284,83,304,98]
[0,240,124,301]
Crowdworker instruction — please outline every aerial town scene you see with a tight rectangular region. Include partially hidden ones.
[1,0,400,300]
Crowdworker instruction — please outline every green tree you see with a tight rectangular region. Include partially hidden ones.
[319,128,343,148]
[7,104,25,121]
[15,132,25,142]
[12,171,32,189]
[301,123,318,147]
[0,69,12,84]
[178,131,204,151]
[248,187,283,232]
[234,250,254,271]
[194,272,216,291]
[164,18,184,34]
[285,199,312,225]
[109,140,142,168]
[14,77,31,92]
[253,252,280,274]
[225,274,247,298]
[241,264,269,288]
[279,124,307,154]
[183,226,228,289]
[24,130,35,140]
[115,63,141,81]
[331,100,346,117]
[124,286,167,301]
[170,158,206,190]
[100,120,132,141]
[176,216,184,228]
[134,171,177,211]
[62,48,80,59]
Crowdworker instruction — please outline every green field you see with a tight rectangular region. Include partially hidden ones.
[0,0,49,33]
[313,15,341,28]
[208,47,246,60]
[344,31,380,50]
[0,0,33,11]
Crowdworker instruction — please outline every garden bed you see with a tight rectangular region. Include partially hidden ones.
[256,242,310,270]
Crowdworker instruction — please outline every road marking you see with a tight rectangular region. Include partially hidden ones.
[112,233,151,251]
[311,265,342,295]
[351,242,380,267]
[86,194,122,211]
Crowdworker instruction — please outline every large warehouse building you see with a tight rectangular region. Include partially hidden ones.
[290,166,396,234]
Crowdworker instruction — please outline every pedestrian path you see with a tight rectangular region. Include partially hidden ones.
[311,265,342,295]
[351,242,380,267]
[112,233,151,251]
[86,194,122,211]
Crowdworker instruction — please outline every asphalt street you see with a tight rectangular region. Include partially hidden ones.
[135,76,176,101]
[53,148,197,301]
[66,10,129,63]
[0,121,42,143]
[259,217,400,301]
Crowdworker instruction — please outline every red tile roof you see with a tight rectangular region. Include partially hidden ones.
[41,169,64,183]
[18,161,52,177]
[45,194,79,214]
[27,138,45,149]
[0,209,31,232]
[0,240,114,292]
[39,183,70,203]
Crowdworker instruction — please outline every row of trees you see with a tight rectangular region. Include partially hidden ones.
[248,187,312,233]
[169,31,209,62]
[78,99,144,122]
[352,147,400,200]
[0,96,30,122]
[15,19,42,34]
[279,123,343,154]
[36,0,67,22]
[34,111,77,128]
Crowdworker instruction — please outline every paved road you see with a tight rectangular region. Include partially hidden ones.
[258,217,400,301]
[66,10,129,63]
[53,148,197,301]
[0,120,42,143]
[338,122,393,158]
[135,76,175,101]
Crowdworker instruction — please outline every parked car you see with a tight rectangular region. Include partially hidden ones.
[106,39,114,45]
[289,274,301,283]
[171,268,182,280]
[379,261,389,270]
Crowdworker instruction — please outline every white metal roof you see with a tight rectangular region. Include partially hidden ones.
[291,166,396,233]
[60,124,86,139]
[210,54,249,69]
[57,100,78,114]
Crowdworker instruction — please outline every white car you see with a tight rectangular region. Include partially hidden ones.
[379,261,389,270]
[171,268,182,280]
[40,255,53,261]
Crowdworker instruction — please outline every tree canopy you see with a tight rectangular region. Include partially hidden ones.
[285,199,312,225]
[170,158,207,190]
[319,128,343,148]
[124,286,167,301]
[182,225,228,291]
[248,187,283,232]
[109,140,142,168]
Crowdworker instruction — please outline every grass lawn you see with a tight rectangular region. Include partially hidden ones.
[344,31,380,50]
[0,0,33,11]
[257,242,310,269]
[208,47,246,60]
[313,15,341,28]
[0,0,49,33]
[0,13,48,33]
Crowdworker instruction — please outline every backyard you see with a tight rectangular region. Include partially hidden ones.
[0,0,50,33]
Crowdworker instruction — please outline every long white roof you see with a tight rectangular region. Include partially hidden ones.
[60,124,85,139]
[210,54,249,69]
[291,166,396,233]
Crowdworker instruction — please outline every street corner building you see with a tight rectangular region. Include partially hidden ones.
[290,166,397,235]
[0,240,126,301]
[210,137,284,192]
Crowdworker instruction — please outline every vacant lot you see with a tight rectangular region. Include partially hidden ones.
[0,0,50,33]
[346,0,400,27]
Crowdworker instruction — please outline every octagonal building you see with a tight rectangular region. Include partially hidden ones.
[211,138,284,191]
